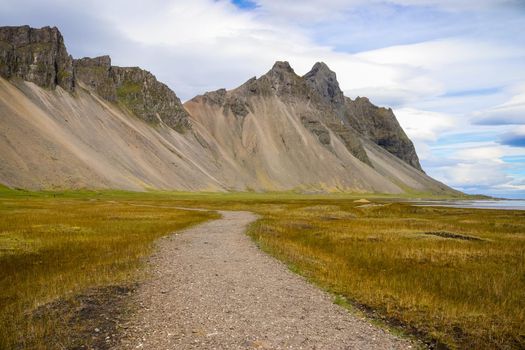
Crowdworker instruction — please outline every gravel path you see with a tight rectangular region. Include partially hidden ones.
[116,211,413,349]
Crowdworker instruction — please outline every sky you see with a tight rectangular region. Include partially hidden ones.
[1,0,525,197]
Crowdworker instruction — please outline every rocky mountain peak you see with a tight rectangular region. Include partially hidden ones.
[75,58,192,132]
[0,25,74,91]
[344,97,423,171]
[0,25,191,133]
[262,61,299,86]
[311,61,331,72]
[268,61,295,74]
[252,61,311,99]
[304,62,345,106]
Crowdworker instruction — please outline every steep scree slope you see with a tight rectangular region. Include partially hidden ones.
[186,61,452,193]
[0,26,455,194]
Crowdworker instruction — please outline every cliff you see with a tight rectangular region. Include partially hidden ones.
[0,26,190,132]
[304,62,422,171]
[74,56,191,132]
[0,25,74,91]
[0,25,455,195]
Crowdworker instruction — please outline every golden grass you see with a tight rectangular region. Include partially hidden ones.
[0,193,218,349]
[248,202,525,349]
[1,189,523,349]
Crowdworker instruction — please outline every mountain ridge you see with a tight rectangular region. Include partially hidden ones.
[0,25,456,195]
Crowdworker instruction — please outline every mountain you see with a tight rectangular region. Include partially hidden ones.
[304,62,422,170]
[0,25,456,194]
[185,61,451,193]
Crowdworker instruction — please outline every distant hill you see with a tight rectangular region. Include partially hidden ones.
[0,25,457,194]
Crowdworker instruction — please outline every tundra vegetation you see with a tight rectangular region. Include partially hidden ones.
[0,188,218,349]
[0,188,523,349]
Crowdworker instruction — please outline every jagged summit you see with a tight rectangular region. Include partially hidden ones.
[258,61,299,88]
[267,61,295,75]
[0,26,191,132]
[74,56,191,131]
[215,60,309,100]
[189,60,423,172]
[304,62,345,106]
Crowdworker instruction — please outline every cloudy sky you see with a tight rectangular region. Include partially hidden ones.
[2,0,525,197]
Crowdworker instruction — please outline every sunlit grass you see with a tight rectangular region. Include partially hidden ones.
[0,192,218,349]
[248,202,525,349]
[1,188,523,349]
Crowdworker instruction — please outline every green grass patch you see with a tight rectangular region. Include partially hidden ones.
[116,81,141,98]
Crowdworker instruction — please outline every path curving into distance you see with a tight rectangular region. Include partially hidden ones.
[116,210,413,349]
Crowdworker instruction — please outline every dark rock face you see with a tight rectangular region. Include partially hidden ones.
[304,62,423,171]
[0,25,74,91]
[304,62,345,107]
[344,97,422,170]
[111,66,191,132]
[248,61,313,100]
[0,25,191,133]
[73,55,115,101]
[201,88,228,106]
[193,61,372,165]
[74,57,191,132]
[301,115,331,147]
[200,88,250,118]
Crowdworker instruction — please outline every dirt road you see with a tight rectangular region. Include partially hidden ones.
[116,211,412,349]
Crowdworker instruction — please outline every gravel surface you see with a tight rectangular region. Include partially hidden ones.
[115,211,413,349]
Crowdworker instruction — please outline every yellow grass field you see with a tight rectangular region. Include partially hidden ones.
[248,201,525,349]
[1,188,523,349]
[0,189,218,349]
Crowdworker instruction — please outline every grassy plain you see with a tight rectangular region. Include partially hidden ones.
[250,201,525,349]
[0,188,218,349]
[1,188,524,349]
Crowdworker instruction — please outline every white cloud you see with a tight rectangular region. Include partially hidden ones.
[456,146,508,161]
[253,0,519,22]
[353,39,525,104]
[434,141,525,158]
[432,160,512,189]
[254,0,356,22]
[101,0,264,47]
[393,108,457,142]
[393,108,456,159]
[473,84,525,125]
[355,39,523,69]
[387,0,521,11]
[424,141,525,196]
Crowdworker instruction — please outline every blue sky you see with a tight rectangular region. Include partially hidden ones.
[1,0,524,197]
[231,0,257,10]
